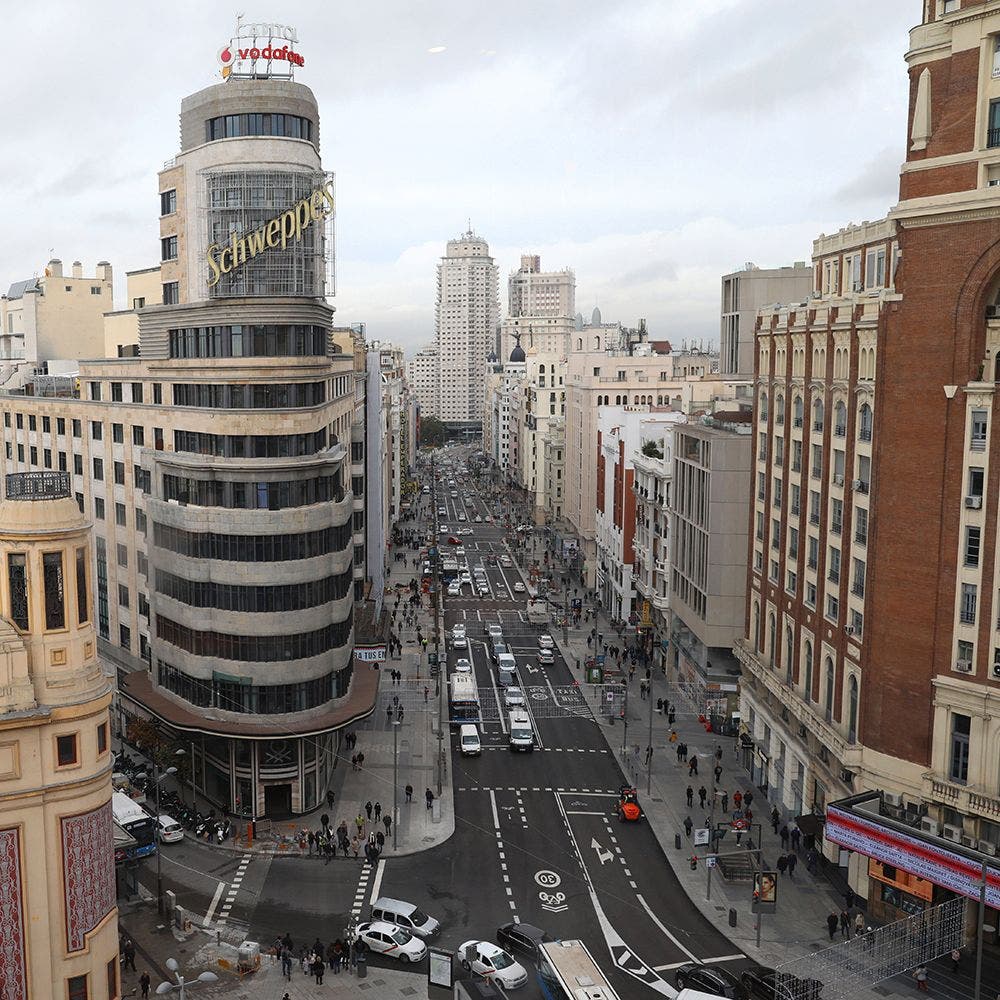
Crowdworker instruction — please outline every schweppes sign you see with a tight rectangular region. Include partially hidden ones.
[206,180,334,287]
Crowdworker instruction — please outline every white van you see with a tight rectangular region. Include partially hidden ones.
[509,710,534,752]
[156,814,184,843]
[370,897,441,939]
[459,724,482,756]
[497,653,517,687]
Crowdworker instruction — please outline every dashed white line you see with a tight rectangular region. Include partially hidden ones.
[203,881,226,927]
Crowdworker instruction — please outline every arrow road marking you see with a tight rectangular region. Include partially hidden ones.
[591,838,614,865]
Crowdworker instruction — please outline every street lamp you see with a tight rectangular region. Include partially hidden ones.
[155,958,218,998]
[392,719,401,851]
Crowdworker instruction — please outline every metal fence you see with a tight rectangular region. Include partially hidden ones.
[775,896,966,1000]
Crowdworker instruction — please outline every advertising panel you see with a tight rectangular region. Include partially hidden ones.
[355,645,388,662]
[752,871,778,914]
[826,806,1000,907]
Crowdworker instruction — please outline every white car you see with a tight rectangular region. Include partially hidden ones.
[452,623,467,637]
[478,582,490,595]
[460,573,473,585]
[500,556,513,568]
[440,526,449,533]
[504,687,526,709]
[538,634,555,650]
[355,921,427,964]
[452,634,468,650]
[438,507,447,516]
[456,547,466,557]
[458,941,528,989]
[454,658,472,674]
[513,582,526,594]
[486,625,504,642]
[474,515,483,523]
[458,514,467,522]
[447,582,461,596]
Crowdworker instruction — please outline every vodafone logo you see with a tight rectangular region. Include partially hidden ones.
[218,45,234,79]
[218,37,304,78]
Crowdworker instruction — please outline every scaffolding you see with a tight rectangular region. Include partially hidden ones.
[775,896,966,1000]
[198,168,335,299]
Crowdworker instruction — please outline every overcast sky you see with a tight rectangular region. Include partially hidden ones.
[1,1,916,356]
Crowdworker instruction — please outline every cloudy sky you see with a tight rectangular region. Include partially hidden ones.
[1,0,916,356]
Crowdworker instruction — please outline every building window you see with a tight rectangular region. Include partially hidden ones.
[131,382,144,404]
[805,581,816,608]
[114,462,125,486]
[56,733,78,767]
[950,713,971,783]
[803,640,813,700]
[133,425,145,445]
[106,957,118,1000]
[72,419,81,438]
[958,638,974,671]
[118,583,130,608]
[966,526,982,567]
[961,582,978,624]
[153,383,162,404]
[971,409,988,451]
[94,497,105,520]
[161,235,178,261]
[89,382,102,401]
[97,722,108,755]
[852,558,866,598]
[988,99,1000,149]
[826,594,839,621]
[111,382,123,403]
[865,247,887,288]
[76,547,89,624]
[858,403,873,442]
[42,551,66,630]
[93,458,103,481]
[7,553,28,630]
[854,506,868,544]
[112,423,124,444]
[120,623,131,651]
[162,281,179,305]
[160,189,177,216]
[117,544,128,568]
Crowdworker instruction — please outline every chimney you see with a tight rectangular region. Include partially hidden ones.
[47,259,63,278]
[96,261,113,285]
[72,261,83,279]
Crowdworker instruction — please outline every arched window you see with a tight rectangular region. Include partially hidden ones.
[793,396,803,427]
[825,657,835,720]
[633,396,639,406]
[858,403,872,442]
[775,394,785,426]
[577,338,583,351]
[753,603,761,652]
[616,395,622,405]
[812,398,824,432]
[848,676,859,743]
[834,401,847,436]
[785,626,794,683]
[594,336,601,350]
[760,392,769,423]
[803,641,813,702]
[768,613,776,664]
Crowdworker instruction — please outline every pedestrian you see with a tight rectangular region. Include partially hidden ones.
[744,791,754,809]
[686,785,694,807]
[384,814,392,835]
[667,707,675,724]
[365,800,373,820]
[358,752,365,769]
[351,753,358,771]
[351,835,359,858]
[840,911,850,938]
[806,848,819,875]
[426,787,434,809]
[845,887,856,910]
[139,972,151,998]
[780,824,790,849]
[698,786,707,808]
[854,912,865,937]
[307,830,315,856]
[683,816,693,838]
[675,743,683,763]
[405,784,413,803]
[827,913,839,941]
[356,812,365,836]
[791,825,801,852]
[714,764,723,784]
[424,686,429,702]
[777,854,788,876]
[374,802,382,822]
[123,938,136,972]
[656,697,664,714]
[281,948,293,979]
[313,954,325,984]
[913,965,928,992]
[397,704,404,722]
[715,744,723,761]
[786,852,797,878]
[951,947,961,973]
[645,745,653,767]
[689,756,698,776]
[770,807,780,833]
[721,792,729,813]
[639,679,647,701]
[733,790,743,811]
[332,940,344,973]
[387,704,393,723]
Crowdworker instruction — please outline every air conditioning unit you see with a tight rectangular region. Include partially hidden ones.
[989,305,1000,317]
[798,723,808,739]
[819,745,830,763]
[981,840,998,856]
[846,626,856,636]
[852,479,864,490]
[834,474,845,486]
[840,769,854,784]
[883,791,903,808]
[966,495,984,509]
[993,662,1000,680]
[956,660,973,672]
[961,834,978,849]
[942,823,963,842]
[920,817,942,836]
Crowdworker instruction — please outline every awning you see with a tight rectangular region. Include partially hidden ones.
[795,813,826,838]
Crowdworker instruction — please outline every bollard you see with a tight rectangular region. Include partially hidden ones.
[357,954,368,980]
[174,904,185,931]
[165,890,177,924]
[729,908,737,928]
[675,833,682,850]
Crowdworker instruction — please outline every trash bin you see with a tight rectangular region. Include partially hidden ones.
[356,953,367,979]
[675,833,681,850]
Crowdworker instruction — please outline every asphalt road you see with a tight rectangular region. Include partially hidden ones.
[136,447,750,998]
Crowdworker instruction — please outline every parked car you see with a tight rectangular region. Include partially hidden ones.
[538,634,555,650]
[458,941,527,989]
[447,582,461,597]
[504,687,526,709]
[353,921,427,963]
[674,963,746,999]
[537,648,554,665]
[741,966,823,1000]
[495,923,550,963]
[513,582,526,593]
[454,658,472,674]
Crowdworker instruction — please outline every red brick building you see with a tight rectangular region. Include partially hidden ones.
[738,0,1000,899]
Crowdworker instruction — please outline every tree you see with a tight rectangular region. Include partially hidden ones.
[420,416,446,448]
[641,439,663,459]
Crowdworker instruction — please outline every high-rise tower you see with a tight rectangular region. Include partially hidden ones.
[435,230,499,426]
[0,471,118,999]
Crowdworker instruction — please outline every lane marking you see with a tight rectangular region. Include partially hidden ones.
[653,962,687,972]
[489,789,500,829]
[368,858,386,905]
[566,810,607,816]
[203,881,226,926]
[703,954,746,964]
[636,894,699,963]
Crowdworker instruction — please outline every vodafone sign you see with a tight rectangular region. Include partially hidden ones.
[826,805,1000,907]
[219,22,303,80]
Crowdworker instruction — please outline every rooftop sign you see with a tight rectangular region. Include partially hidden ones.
[219,21,303,80]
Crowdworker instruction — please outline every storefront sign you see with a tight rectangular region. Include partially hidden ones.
[827,806,1000,907]
[355,645,388,662]
[206,180,334,287]
[869,857,934,902]
[218,22,303,80]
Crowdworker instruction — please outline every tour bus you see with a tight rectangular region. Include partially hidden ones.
[537,939,620,1000]
[448,674,481,726]
[526,599,548,625]
[441,559,459,583]
[112,791,157,859]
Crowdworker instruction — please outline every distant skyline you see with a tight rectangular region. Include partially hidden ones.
[1,1,916,356]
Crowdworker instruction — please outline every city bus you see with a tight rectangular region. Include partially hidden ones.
[112,791,157,860]
[537,939,620,1000]
[448,674,481,726]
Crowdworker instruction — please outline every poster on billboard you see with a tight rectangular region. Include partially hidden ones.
[826,806,1000,908]
[355,645,388,662]
[752,871,778,914]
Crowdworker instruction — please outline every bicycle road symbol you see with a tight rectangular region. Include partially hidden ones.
[534,870,561,888]
[538,891,566,906]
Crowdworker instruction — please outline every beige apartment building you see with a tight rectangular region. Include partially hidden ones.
[1,259,113,362]
[0,471,119,1000]
[102,266,163,359]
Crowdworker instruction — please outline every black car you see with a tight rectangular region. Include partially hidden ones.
[674,963,745,998]
[741,966,823,1000]
[496,922,550,963]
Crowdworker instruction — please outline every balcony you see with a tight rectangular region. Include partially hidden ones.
[960,609,977,625]
[924,773,1000,822]
[809,512,820,526]
[854,529,867,545]
[859,428,872,442]
[793,417,803,428]
[988,127,1000,149]
[851,583,865,599]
